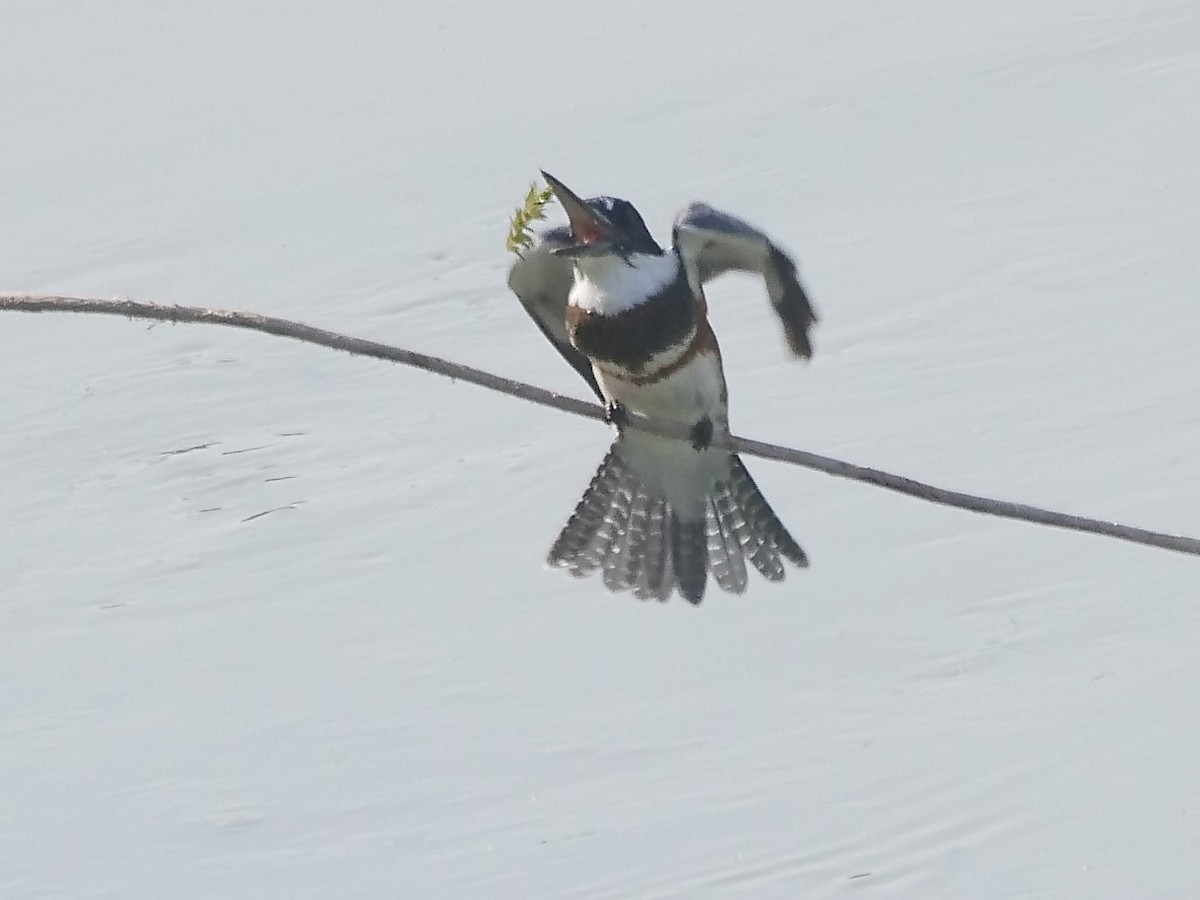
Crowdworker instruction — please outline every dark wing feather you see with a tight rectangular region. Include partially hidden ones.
[672,203,818,359]
[506,225,603,400]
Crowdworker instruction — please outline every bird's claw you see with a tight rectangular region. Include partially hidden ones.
[689,416,713,451]
[604,400,629,428]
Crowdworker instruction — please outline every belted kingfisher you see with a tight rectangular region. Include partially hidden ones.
[507,171,817,604]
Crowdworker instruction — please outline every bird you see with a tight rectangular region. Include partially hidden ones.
[506,171,817,604]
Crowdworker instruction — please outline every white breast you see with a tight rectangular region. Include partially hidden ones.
[599,350,726,427]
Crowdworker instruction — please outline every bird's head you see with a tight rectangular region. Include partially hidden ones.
[541,171,663,262]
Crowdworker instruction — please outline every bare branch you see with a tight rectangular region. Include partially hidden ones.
[4,292,1198,559]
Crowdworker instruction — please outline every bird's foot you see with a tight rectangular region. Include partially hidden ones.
[604,400,629,428]
[689,416,714,451]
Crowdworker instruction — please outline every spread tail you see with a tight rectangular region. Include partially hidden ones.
[548,444,807,605]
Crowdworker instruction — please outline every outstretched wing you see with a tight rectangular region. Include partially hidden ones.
[506,225,603,400]
[672,203,818,359]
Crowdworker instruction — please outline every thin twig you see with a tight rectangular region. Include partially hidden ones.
[3,292,1198,558]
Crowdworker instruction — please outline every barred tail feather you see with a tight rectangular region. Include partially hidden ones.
[617,489,654,592]
[728,456,809,569]
[634,499,671,602]
[548,444,806,604]
[602,484,643,592]
[547,445,628,574]
[712,479,781,581]
[706,495,748,594]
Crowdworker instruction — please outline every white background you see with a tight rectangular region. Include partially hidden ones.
[3,2,1199,896]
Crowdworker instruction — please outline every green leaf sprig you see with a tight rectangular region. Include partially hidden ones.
[505,182,555,257]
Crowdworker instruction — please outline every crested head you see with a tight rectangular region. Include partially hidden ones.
[583,196,663,257]
[541,172,665,260]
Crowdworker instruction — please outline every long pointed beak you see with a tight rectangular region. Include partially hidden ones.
[541,170,619,257]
